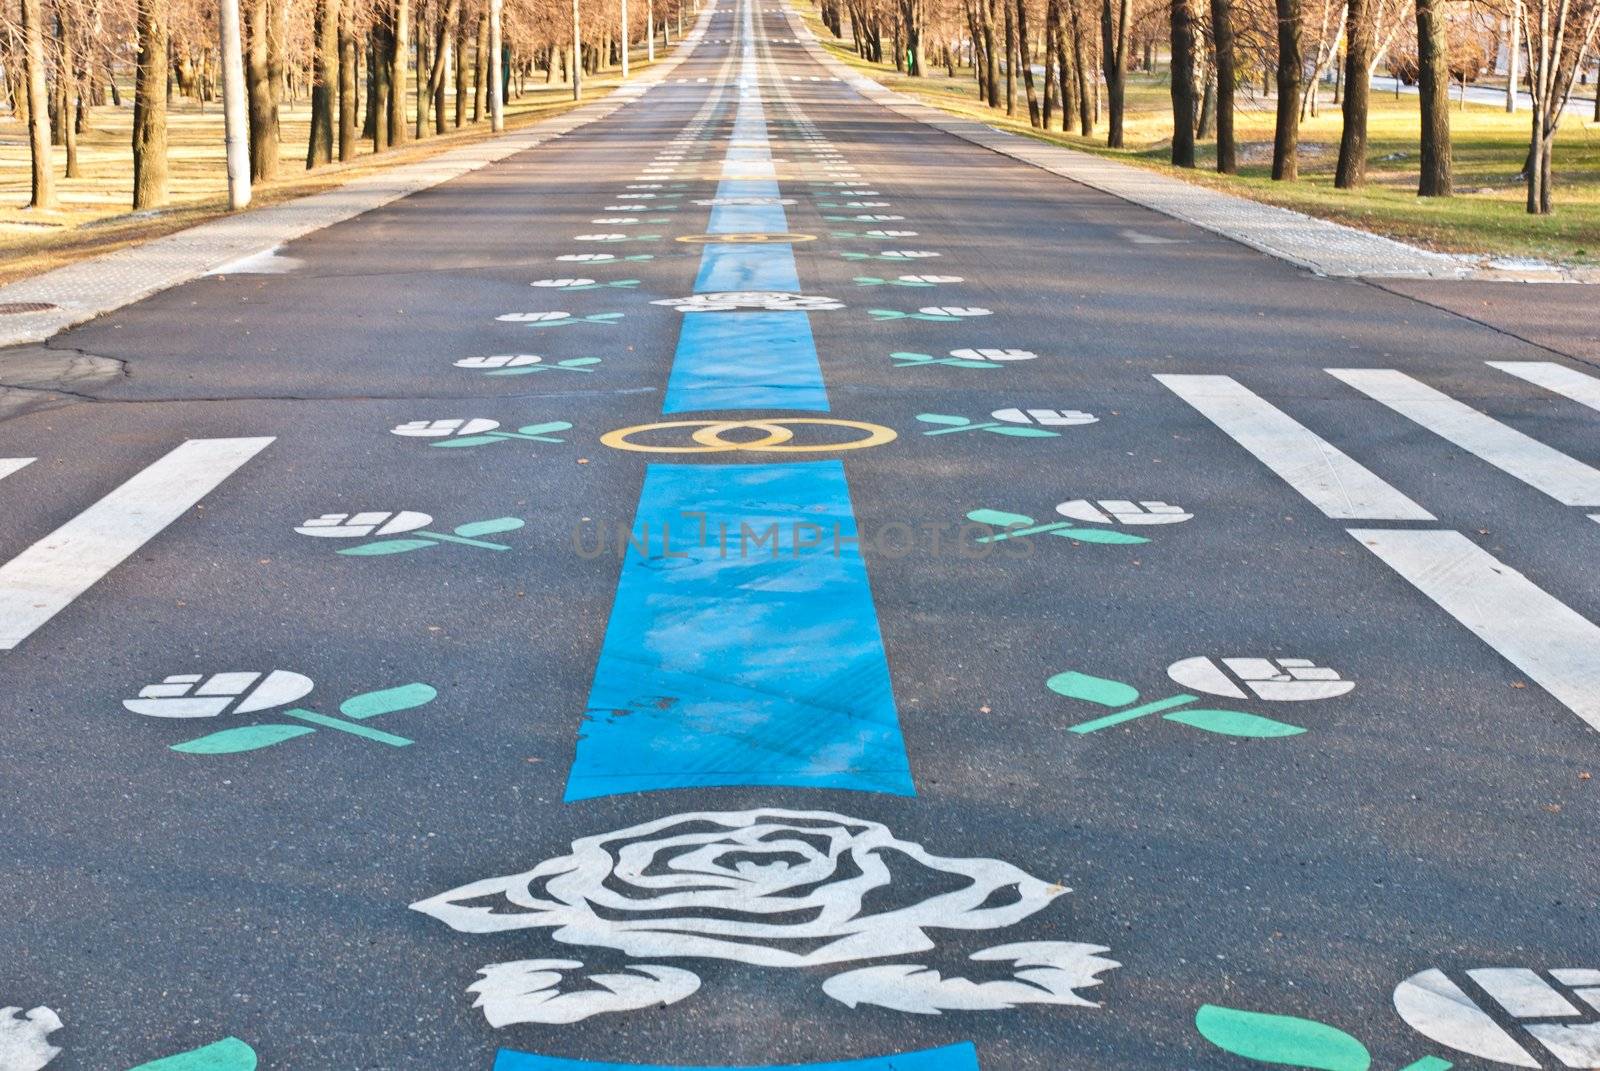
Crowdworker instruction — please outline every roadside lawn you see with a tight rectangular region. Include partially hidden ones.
[794,3,1600,266]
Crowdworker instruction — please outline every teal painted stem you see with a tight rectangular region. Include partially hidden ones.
[417,531,510,550]
[1070,694,1197,734]
[923,423,992,435]
[490,432,565,443]
[285,709,413,746]
[979,522,1070,542]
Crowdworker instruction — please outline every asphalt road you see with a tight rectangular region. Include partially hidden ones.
[2,3,1597,1070]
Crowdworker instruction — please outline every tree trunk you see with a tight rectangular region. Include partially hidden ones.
[245,0,278,180]
[1271,0,1300,179]
[475,11,489,117]
[308,0,339,167]
[1101,0,1130,145]
[1004,0,1016,114]
[454,11,469,125]
[1414,0,1451,195]
[1334,0,1372,186]
[982,0,999,105]
[387,0,410,146]
[20,0,52,208]
[430,0,459,135]
[1043,0,1058,126]
[339,10,357,159]
[1197,62,1215,136]
[370,28,390,149]
[1019,0,1041,125]
[55,14,80,177]
[1506,2,1520,112]
[132,0,169,207]
[1069,0,1093,132]
[1170,0,1197,164]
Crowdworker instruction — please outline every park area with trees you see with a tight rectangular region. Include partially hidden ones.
[0,0,693,277]
[802,0,1600,258]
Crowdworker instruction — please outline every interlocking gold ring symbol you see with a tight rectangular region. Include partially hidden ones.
[601,418,897,453]
[675,232,817,244]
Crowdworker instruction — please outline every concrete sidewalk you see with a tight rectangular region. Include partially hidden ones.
[0,13,710,352]
[789,13,1590,284]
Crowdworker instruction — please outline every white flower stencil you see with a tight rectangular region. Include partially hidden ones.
[412,809,1116,1024]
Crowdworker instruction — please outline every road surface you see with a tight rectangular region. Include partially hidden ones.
[2,3,1597,1070]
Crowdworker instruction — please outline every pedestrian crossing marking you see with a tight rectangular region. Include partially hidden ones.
[1328,368,1600,507]
[1349,528,1600,733]
[0,458,35,483]
[1156,374,1435,521]
[1488,360,1600,413]
[0,437,273,651]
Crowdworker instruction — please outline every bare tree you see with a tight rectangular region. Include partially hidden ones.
[1522,0,1600,210]
[20,0,54,207]
[1272,0,1301,178]
[132,0,169,205]
[1171,0,1197,163]
[1414,0,1451,194]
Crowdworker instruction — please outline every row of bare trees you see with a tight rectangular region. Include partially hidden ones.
[824,0,1599,212]
[3,0,694,210]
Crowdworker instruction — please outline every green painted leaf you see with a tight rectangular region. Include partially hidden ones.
[917,413,973,426]
[1056,528,1150,544]
[890,351,933,361]
[339,538,435,556]
[853,276,884,284]
[558,358,602,368]
[1195,1005,1370,1071]
[965,508,1035,528]
[485,366,540,376]
[341,683,438,719]
[517,421,573,437]
[432,435,503,448]
[1046,671,1140,707]
[454,517,525,538]
[1397,1058,1452,1071]
[172,724,315,755]
[989,426,1059,437]
[1165,709,1307,738]
[126,1036,258,1070]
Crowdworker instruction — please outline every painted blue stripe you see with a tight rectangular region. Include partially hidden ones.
[708,202,789,233]
[664,311,828,413]
[694,243,801,293]
[708,178,788,235]
[494,1044,980,1071]
[565,461,914,802]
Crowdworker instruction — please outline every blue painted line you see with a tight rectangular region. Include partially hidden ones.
[494,1044,981,1071]
[565,461,914,802]
[708,201,789,233]
[694,243,801,292]
[664,311,828,413]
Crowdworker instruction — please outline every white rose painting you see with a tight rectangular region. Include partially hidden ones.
[411,809,1117,1025]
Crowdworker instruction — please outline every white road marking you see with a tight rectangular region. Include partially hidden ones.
[1329,368,1600,506]
[1157,374,1435,520]
[0,437,273,650]
[1349,528,1600,732]
[1488,360,1600,413]
[0,458,36,482]
[1467,968,1581,1018]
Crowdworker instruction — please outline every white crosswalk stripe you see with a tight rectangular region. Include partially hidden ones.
[1156,374,1434,520]
[1350,528,1600,733]
[1488,360,1600,413]
[0,458,35,483]
[1328,367,1600,507]
[0,437,273,650]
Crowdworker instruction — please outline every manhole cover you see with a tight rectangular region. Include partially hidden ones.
[0,302,58,315]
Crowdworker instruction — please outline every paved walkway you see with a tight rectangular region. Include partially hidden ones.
[789,16,1590,283]
[0,18,709,351]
